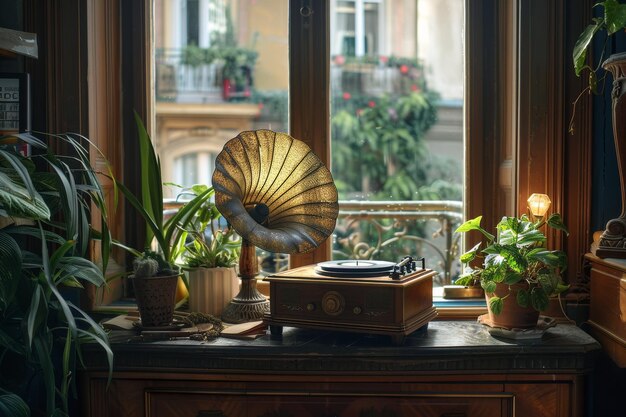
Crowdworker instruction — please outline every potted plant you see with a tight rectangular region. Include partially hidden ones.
[455,214,569,329]
[115,113,214,327]
[572,0,626,97]
[573,0,626,258]
[177,184,242,317]
[0,131,113,416]
[210,4,258,100]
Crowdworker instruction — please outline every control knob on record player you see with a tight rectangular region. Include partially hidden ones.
[322,291,345,316]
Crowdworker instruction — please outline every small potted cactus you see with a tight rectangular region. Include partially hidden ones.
[132,251,181,327]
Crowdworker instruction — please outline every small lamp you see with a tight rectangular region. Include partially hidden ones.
[527,193,551,218]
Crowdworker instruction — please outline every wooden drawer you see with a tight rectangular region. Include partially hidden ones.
[146,390,512,417]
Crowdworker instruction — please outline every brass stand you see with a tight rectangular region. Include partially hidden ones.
[592,53,626,259]
[221,240,269,324]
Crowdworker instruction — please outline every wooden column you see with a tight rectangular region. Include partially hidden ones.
[289,0,332,267]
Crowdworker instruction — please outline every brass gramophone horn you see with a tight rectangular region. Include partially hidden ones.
[212,130,339,323]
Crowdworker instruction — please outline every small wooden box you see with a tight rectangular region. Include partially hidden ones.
[263,265,437,343]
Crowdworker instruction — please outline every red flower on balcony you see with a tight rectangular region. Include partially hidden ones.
[368,101,376,108]
[334,55,346,65]
[380,55,388,64]
[343,92,351,100]
[400,64,409,74]
[411,84,420,92]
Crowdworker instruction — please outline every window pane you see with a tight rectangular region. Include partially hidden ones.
[330,0,464,286]
[154,0,289,197]
[154,0,289,275]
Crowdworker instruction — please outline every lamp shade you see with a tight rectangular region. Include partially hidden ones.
[212,130,339,254]
[527,193,551,217]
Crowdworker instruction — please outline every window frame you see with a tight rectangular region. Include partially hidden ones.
[24,0,594,310]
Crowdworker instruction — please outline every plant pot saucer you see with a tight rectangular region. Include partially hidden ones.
[132,318,188,332]
[478,314,557,340]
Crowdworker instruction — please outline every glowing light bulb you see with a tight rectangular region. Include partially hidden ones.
[527,193,551,217]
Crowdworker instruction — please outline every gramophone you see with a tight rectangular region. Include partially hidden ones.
[212,130,339,323]
[213,130,437,342]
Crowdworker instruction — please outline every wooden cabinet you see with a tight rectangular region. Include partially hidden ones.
[585,254,626,367]
[80,321,597,417]
[83,375,581,417]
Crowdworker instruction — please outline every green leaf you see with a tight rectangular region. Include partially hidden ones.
[134,111,164,251]
[455,216,495,241]
[530,288,550,311]
[56,257,105,287]
[500,216,521,233]
[503,271,523,285]
[538,273,557,296]
[0,329,27,355]
[555,283,570,294]
[33,335,55,415]
[573,20,604,76]
[546,213,569,235]
[454,275,475,286]
[459,241,481,264]
[482,280,497,293]
[0,230,22,309]
[0,151,50,219]
[604,0,626,34]
[26,285,47,349]
[517,288,530,308]
[528,250,567,269]
[516,229,546,246]
[488,296,503,315]
[500,245,527,273]
[0,391,30,417]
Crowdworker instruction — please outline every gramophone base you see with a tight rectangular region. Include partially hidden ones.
[221,277,269,324]
[221,298,269,324]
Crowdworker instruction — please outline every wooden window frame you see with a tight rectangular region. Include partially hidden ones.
[23,0,594,310]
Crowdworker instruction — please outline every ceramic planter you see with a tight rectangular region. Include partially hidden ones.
[132,273,180,327]
[187,267,239,316]
[485,282,540,329]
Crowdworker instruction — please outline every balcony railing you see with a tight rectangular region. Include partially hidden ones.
[236,200,463,285]
[156,47,254,103]
[155,50,423,104]
[333,200,462,286]
[166,199,463,285]
[156,48,223,103]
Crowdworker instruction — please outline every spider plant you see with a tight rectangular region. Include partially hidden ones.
[0,131,113,417]
[114,113,214,274]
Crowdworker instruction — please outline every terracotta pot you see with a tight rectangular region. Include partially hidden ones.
[132,273,180,327]
[187,267,239,316]
[485,282,540,329]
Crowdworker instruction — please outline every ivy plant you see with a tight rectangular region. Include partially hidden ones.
[455,214,569,315]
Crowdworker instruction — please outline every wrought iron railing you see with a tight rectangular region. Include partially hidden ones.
[156,48,224,102]
[333,200,463,286]
[164,199,463,286]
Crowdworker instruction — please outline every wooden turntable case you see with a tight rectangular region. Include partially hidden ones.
[263,265,437,342]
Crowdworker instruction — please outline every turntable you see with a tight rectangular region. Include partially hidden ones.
[212,130,436,342]
[264,256,438,344]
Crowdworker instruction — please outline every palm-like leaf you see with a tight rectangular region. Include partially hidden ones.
[0,231,22,309]
[0,150,50,219]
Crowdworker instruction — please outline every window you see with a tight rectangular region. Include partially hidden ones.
[332,0,383,57]
[75,0,591,310]
[329,0,464,286]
